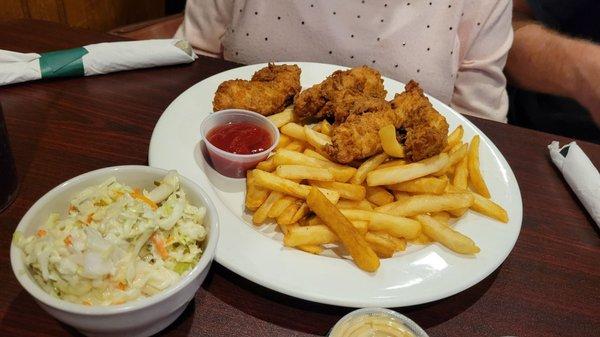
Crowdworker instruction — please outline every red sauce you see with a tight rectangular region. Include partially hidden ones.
[207,122,272,154]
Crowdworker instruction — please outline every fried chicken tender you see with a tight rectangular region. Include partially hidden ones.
[293,66,387,122]
[391,81,449,161]
[213,64,301,116]
[325,81,448,163]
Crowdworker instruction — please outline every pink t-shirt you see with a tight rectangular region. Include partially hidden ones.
[176,0,513,122]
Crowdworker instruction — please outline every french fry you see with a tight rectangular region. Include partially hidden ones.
[276,165,334,181]
[305,216,368,234]
[366,186,394,206]
[470,192,508,223]
[339,209,421,239]
[303,147,336,164]
[268,106,295,127]
[280,122,307,141]
[448,207,468,218]
[388,235,407,251]
[431,211,451,225]
[303,148,331,161]
[273,149,356,182]
[367,152,449,186]
[453,155,469,190]
[245,170,270,210]
[320,119,333,136]
[253,170,310,198]
[291,202,310,223]
[285,140,306,152]
[378,124,405,158]
[416,214,480,254]
[306,216,323,226]
[311,123,322,132]
[351,220,369,235]
[277,202,302,225]
[392,191,411,202]
[388,176,448,195]
[268,196,296,218]
[278,222,296,235]
[467,135,490,198]
[306,188,380,272]
[375,193,474,217]
[310,180,366,201]
[256,157,276,172]
[410,232,432,244]
[252,170,340,203]
[253,191,283,224]
[284,225,338,246]
[337,199,374,211]
[304,125,332,150]
[314,187,341,203]
[350,152,389,185]
[365,232,396,258]
[445,184,470,218]
[297,245,324,254]
[449,142,463,154]
[376,159,407,170]
[435,143,468,176]
[444,125,464,152]
[276,134,292,149]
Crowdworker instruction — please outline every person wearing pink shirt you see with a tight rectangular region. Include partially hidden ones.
[176,0,513,122]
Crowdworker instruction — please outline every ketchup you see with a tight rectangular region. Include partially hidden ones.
[207,122,272,155]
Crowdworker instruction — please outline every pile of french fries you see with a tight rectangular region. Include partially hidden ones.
[244,106,508,272]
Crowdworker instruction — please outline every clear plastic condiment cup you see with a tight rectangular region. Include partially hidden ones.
[328,308,429,337]
[200,109,280,178]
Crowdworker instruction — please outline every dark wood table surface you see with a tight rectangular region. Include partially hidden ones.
[1,20,599,337]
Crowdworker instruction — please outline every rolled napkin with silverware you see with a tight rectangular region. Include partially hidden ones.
[548,141,600,227]
[0,39,197,86]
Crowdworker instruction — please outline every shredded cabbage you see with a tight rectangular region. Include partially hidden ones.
[13,171,207,306]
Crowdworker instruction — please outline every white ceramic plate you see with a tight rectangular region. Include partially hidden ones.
[149,62,522,308]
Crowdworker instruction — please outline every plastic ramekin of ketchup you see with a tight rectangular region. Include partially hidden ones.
[200,109,280,178]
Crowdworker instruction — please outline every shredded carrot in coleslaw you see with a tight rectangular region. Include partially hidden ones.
[132,188,158,210]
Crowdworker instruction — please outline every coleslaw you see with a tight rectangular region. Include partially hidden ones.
[13,171,207,306]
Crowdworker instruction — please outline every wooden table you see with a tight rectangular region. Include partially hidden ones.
[1,20,598,337]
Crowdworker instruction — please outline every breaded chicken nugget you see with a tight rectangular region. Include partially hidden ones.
[293,66,387,122]
[213,63,301,116]
[325,81,448,163]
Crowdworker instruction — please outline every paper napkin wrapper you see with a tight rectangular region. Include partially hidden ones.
[0,39,197,86]
[548,141,600,227]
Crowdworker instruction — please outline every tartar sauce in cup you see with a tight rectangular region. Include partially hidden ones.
[328,308,428,337]
[200,109,279,178]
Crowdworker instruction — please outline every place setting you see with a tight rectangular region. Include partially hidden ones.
[7,59,524,336]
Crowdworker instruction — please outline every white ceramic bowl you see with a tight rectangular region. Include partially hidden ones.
[10,166,219,337]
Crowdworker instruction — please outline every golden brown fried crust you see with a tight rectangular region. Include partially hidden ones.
[213,64,301,116]
[328,91,391,123]
[325,80,448,163]
[293,66,387,122]
[325,105,399,163]
[390,81,449,161]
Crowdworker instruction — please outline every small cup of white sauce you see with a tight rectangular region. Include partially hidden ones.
[328,308,428,337]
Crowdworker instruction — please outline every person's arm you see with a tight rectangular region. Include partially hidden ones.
[174,0,234,58]
[506,0,600,123]
[451,0,513,123]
